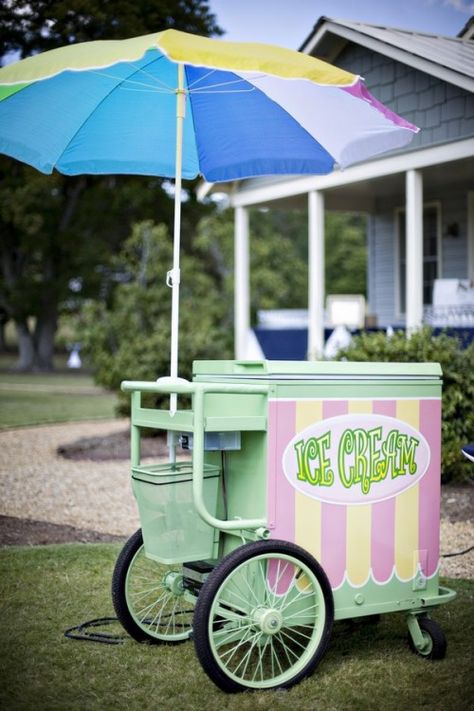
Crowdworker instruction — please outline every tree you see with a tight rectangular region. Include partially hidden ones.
[0,0,222,370]
[80,220,232,410]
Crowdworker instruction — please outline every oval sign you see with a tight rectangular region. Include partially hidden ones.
[282,414,431,505]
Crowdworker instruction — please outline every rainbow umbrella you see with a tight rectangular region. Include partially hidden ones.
[0,29,418,403]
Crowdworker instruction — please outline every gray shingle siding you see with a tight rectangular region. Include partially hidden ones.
[334,44,474,150]
[334,42,473,327]
[367,189,472,327]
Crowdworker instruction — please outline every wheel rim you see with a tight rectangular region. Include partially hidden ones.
[125,544,193,641]
[207,552,327,689]
[418,631,434,656]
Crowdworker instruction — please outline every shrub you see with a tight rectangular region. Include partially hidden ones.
[336,327,474,483]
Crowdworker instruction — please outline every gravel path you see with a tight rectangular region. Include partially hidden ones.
[0,420,140,537]
[0,420,472,579]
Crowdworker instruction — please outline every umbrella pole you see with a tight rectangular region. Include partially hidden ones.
[168,62,185,416]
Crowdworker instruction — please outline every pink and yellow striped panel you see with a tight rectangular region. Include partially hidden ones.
[267,398,441,589]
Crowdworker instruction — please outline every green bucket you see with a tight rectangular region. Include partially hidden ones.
[131,461,220,564]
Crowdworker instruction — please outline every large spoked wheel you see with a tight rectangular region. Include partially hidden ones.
[112,529,194,644]
[193,540,334,692]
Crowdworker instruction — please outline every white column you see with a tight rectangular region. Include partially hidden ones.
[234,206,250,359]
[308,190,325,359]
[405,169,423,333]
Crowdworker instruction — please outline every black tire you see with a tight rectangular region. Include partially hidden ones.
[193,540,334,692]
[408,616,447,660]
[112,528,193,644]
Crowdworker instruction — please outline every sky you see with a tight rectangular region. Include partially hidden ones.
[209,0,474,48]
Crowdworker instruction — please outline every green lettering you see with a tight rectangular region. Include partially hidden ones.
[294,439,307,482]
[338,430,354,489]
[380,430,399,479]
[352,429,369,494]
[368,427,384,484]
[303,438,319,485]
[396,434,419,476]
[317,431,334,486]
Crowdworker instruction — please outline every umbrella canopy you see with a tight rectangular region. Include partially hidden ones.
[0,29,418,179]
[0,29,418,404]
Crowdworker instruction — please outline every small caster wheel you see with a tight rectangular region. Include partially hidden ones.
[408,617,447,660]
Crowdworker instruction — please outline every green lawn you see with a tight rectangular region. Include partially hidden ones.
[0,359,117,428]
[0,543,472,711]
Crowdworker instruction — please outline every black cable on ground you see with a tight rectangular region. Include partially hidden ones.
[441,544,474,558]
[64,617,126,645]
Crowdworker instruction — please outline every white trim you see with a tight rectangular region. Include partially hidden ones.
[405,169,424,332]
[303,21,474,93]
[234,206,250,359]
[468,192,474,282]
[229,138,474,207]
[395,201,442,320]
[308,190,325,359]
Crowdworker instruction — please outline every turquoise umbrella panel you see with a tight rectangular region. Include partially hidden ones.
[0,49,199,178]
[185,65,335,182]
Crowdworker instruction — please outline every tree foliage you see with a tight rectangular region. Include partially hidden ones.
[80,219,232,411]
[336,327,474,483]
[0,0,222,370]
[0,0,222,59]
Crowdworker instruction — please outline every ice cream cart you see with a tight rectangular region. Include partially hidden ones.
[113,360,456,692]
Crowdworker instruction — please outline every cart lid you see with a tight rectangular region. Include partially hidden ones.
[193,360,442,380]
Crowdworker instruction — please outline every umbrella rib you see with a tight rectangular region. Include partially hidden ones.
[89,69,172,93]
[126,60,176,92]
[188,74,265,93]
[52,53,172,169]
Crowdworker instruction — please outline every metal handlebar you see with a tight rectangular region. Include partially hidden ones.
[121,377,269,534]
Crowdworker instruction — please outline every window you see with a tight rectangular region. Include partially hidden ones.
[397,204,440,315]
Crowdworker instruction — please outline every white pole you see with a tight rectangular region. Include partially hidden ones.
[234,206,250,359]
[405,169,423,334]
[168,63,185,414]
[308,190,325,359]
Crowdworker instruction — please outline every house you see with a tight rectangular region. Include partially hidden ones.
[203,16,474,359]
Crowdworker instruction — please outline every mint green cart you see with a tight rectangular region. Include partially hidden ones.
[112,360,456,693]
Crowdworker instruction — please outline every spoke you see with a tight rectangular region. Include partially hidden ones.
[242,562,262,606]
[278,627,311,652]
[274,630,296,667]
[277,568,304,610]
[165,597,179,635]
[135,590,169,619]
[213,604,249,625]
[218,627,256,666]
[147,603,165,632]
[224,586,253,610]
[278,580,318,615]
[274,560,293,595]
[258,557,271,604]
[270,636,284,676]
[253,635,271,682]
[213,623,254,649]
[282,603,319,622]
[130,584,165,601]
[224,572,253,609]
[233,631,262,679]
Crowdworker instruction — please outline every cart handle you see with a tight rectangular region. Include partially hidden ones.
[121,377,269,534]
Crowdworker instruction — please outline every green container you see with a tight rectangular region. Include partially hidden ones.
[131,461,220,564]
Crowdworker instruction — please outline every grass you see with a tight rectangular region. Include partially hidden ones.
[0,355,117,428]
[0,543,472,711]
